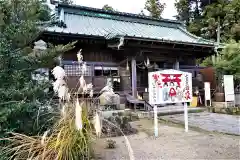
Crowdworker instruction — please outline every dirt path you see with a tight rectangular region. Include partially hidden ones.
[94,119,240,160]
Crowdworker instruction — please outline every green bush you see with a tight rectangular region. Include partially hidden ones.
[103,113,138,137]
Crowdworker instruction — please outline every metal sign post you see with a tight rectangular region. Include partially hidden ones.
[154,105,158,137]
[184,102,188,132]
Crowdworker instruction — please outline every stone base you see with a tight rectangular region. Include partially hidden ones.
[214,92,225,102]
[211,101,240,115]
[212,101,235,108]
[137,106,206,118]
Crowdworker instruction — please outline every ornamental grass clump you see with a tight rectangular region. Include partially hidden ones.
[1,102,93,159]
[0,49,101,159]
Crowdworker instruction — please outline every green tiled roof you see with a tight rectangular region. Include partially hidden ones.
[46,4,214,46]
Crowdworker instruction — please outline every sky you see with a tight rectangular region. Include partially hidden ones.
[64,0,177,20]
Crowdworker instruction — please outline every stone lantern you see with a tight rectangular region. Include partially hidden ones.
[32,39,49,92]
[34,39,47,50]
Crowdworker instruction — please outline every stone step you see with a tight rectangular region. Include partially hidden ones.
[137,107,206,118]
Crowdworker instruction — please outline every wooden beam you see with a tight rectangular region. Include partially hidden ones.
[62,60,118,66]
[127,43,209,53]
[125,47,213,58]
[118,59,128,65]
[124,36,214,47]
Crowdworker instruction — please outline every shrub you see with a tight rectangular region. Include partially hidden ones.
[102,113,138,137]
[106,139,116,149]
[0,50,99,159]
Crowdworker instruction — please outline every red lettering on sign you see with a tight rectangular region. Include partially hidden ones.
[152,74,159,81]
[161,74,182,87]
[185,91,191,100]
[161,74,171,83]
[152,74,162,88]
[173,74,182,87]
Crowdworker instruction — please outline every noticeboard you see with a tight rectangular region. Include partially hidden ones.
[148,69,192,105]
[224,75,235,101]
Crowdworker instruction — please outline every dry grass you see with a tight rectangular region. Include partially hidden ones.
[0,101,94,160]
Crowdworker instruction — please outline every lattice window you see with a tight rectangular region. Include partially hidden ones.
[64,64,92,76]
[94,66,119,76]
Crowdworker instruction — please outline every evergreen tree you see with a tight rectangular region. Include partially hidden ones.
[175,0,240,42]
[200,0,218,9]
[215,41,240,80]
[174,0,191,25]
[0,0,74,135]
[175,0,240,83]
[144,0,165,19]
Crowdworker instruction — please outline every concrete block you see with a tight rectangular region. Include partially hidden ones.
[119,104,125,110]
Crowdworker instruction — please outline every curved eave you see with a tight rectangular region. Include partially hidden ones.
[122,36,215,48]
[42,30,106,40]
[177,26,215,46]
[43,30,215,48]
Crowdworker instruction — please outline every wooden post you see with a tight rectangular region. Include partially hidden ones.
[131,57,137,98]
[175,59,180,70]
[163,63,167,69]
[154,105,158,137]
[184,102,188,132]
[58,55,62,66]
[131,57,137,111]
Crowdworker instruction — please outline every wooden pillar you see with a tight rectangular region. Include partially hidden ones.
[163,63,167,69]
[119,66,130,92]
[175,59,180,70]
[131,57,137,98]
[58,55,62,66]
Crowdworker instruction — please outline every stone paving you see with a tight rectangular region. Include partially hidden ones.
[161,112,240,135]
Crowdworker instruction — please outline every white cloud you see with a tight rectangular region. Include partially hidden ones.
[74,0,177,20]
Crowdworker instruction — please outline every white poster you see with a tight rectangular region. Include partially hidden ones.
[204,82,211,100]
[224,75,235,101]
[148,69,192,104]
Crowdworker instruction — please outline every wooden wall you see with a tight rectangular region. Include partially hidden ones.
[61,44,201,94]
[62,47,124,63]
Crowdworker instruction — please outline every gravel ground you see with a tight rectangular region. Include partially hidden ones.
[161,112,240,135]
[94,119,240,160]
